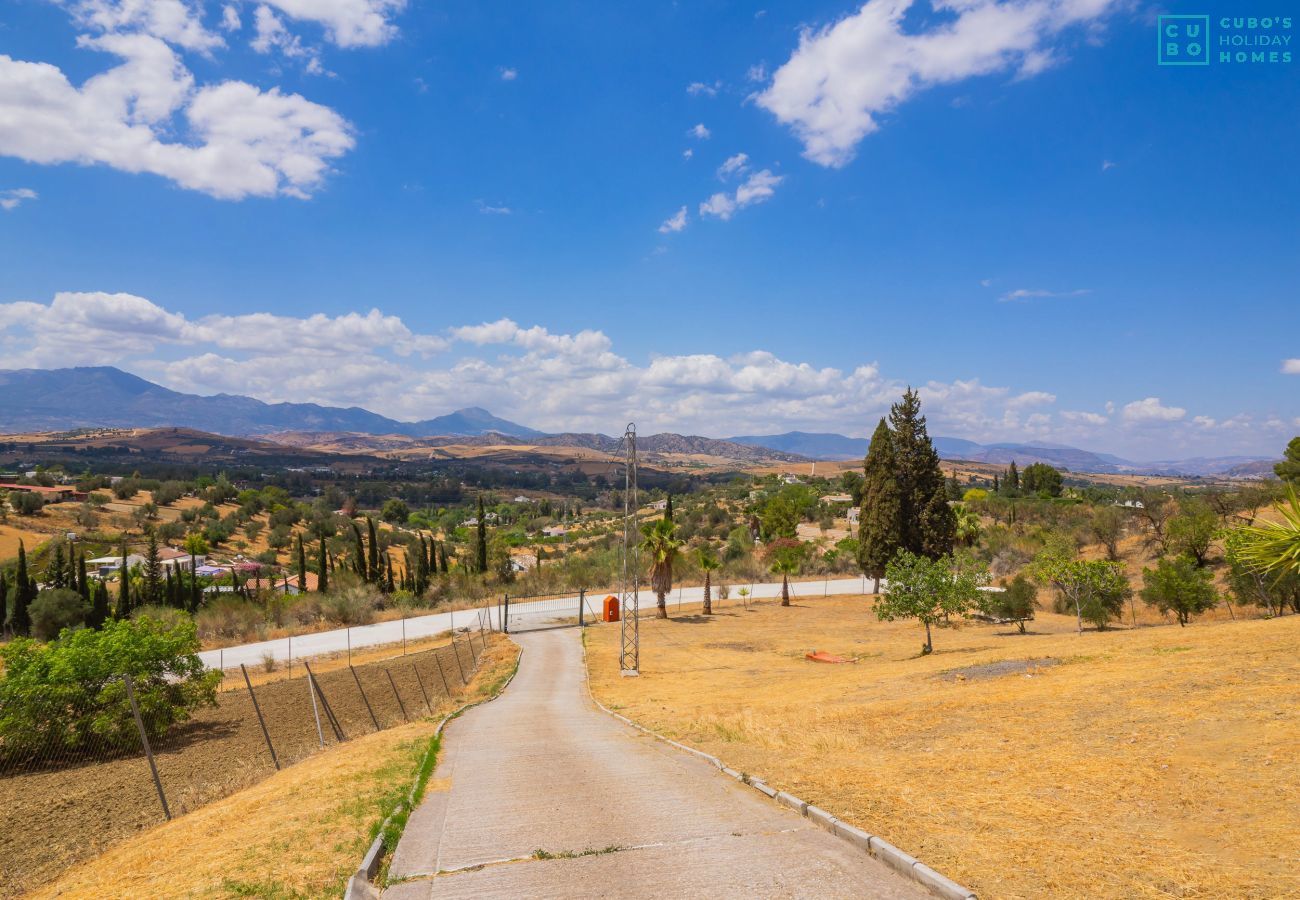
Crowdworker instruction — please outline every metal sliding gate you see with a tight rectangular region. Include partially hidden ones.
[499,589,599,633]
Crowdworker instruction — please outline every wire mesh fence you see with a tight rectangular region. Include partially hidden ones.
[0,626,490,897]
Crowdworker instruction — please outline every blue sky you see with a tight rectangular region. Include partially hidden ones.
[0,0,1297,459]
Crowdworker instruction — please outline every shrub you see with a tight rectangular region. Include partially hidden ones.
[29,588,89,640]
[981,574,1038,633]
[10,491,44,516]
[320,585,379,626]
[0,616,219,762]
[195,596,265,642]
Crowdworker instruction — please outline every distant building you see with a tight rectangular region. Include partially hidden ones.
[819,493,852,505]
[87,554,146,576]
[846,507,860,526]
[779,473,804,485]
[2,484,86,503]
[651,499,668,511]
[158,547,204,570]
[542,525,568,538]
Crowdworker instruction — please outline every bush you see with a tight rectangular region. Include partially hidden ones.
[0,617,219,762]
[981,574,1038,633]
[195,596,265,642]
[10,491,44,516]
[320,585,379,626]
[29,588,89,640]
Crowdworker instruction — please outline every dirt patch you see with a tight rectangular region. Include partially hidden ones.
[0,634,494,897]
[940,657,1059,682]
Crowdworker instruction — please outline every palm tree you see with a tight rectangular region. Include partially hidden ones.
[698,547,720,615]
[1235,487,1300,576]
[772,556,798,606]
[640,518,683,619]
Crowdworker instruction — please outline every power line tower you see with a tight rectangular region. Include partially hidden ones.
[618,422,640,676]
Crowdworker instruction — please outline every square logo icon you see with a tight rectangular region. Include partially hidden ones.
[1158,15,1210,65]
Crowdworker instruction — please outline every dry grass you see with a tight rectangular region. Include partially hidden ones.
[587,596,1300,899]
[34,636,519,900]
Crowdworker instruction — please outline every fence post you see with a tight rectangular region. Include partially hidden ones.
[287,634,292,680]
[347,626,352,666]
[124,673,171,821]
[452,637,468,685]
[502,593,510,634]
[434,651,452,695]
[402,616,407,656]
[411,661,431,713]
[304,661,345,742]
[385,669,409,723]
[578,588,585,627]
[240,664,280,771]
[350,665,381,731]
[307,669,325,748]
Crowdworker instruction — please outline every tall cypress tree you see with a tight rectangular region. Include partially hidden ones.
[88,580,111,629]
[317,534,329,593]
[48,544,67,589]
[352,522,368,580]
[296,534,307,592]
[367,517,380,584]
[77,552,89,602]
[142,531,162,606]
[857,418,904,590]
[384,553,395,592]
[117,538,132,620]
[476,497,488,574]
[13,541,34,636]
[888,388,956,559]
[1005,460,1020,492]
[665,494,674,522]
[0,572,9,635]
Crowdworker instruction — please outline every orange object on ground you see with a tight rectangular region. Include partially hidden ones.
[805,650,852,664]
[603,595,620,622]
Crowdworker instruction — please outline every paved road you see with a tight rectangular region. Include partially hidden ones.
[198,576,880,671]
[383,628,925,899]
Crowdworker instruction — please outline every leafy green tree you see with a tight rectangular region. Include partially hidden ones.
[640,518,683,619]
[1020,463,1063,497]
[857,418,903,591]
[30,588,89,640]
[981,574,1037,633]
[381,498,410,523]
[697,547,720,615]
[1141,556,1217,626]
[1275,436,1300,484]
[1033,548,1131,633]
[760,486,813,540]
[877,550,983,654]
[1167,499,1218,567]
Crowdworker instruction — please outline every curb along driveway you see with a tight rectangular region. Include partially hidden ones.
[383,628,926,899]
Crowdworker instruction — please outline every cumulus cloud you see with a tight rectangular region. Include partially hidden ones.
[499,67,517,81]
[1122,397,1186,424]
[65,0,224,52]
[251,5,325,73]
[221,3,242,31]
[756,0,1122,167]
[687,81,719,97]
[0,187,37,210]
[0,36,353,198]
[689,123,711,139]
[1061,410,1108,426]
[699,168,783,220]
[258,0,405,48]
[658,206,688,234]
[476,200,511,215]
[717,152,749,178]
[1282,359,1300,375]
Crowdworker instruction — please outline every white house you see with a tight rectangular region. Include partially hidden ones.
[542,525,568,538]
[819,493,853,505]
[158,547,205,570]
[779,473,804,485]
[846,507,860,526]
[87,554,146,575]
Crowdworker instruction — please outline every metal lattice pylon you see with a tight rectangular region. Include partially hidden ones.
[618,422,640,675]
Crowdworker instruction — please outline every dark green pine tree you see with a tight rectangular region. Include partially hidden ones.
[476,497,488,574]
[352,522,368,580]
[384,553,395,593]
[12,541,34,636]
[992,473,1000,494]
[317,534,329,594]
[117,538,132,620]
[142,531,163,606]
[88,579,111,629]
[77,552,89,603]
[857,418,904,590]
[366,517,380,584]
[296,534,307,593]
[415,536,428,595]
[439,542,449,574]
[665,494,674,522]
[888,388,956,559]
[48,544,67,589]
[1005,460,1020,492]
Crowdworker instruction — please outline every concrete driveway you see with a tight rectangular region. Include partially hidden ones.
[383,628,926,899]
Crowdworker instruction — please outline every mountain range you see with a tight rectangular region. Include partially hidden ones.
[0,367,1278,477]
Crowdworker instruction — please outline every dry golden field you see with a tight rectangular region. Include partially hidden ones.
[586,595,1300,899]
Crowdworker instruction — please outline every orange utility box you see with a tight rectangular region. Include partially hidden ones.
[603,595,620,622]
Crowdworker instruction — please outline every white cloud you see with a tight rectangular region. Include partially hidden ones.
[1192,415,1216,428]
[746,62,767,82]
[251,5,325,73]
[475,200,511,215]
[1122,397,1186,424]
[756,0,1122,167]
[65,0,225,52]
[0,36,353,199]
[686,81,719,97]
[999,287,1089,302]
[0,187,37,210]
[979,278,993,287]
[499,67,517,81]
[1061,410,1108,426]
[682,148,693,159]
[1102,159,1116,171]
[1281,358,1300,375]
[717,152,749,178]
[221,3,242,31]
[689,123,711,139]
[700,168,783,220]
[257,0,405,48]
[658,206,688,234]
